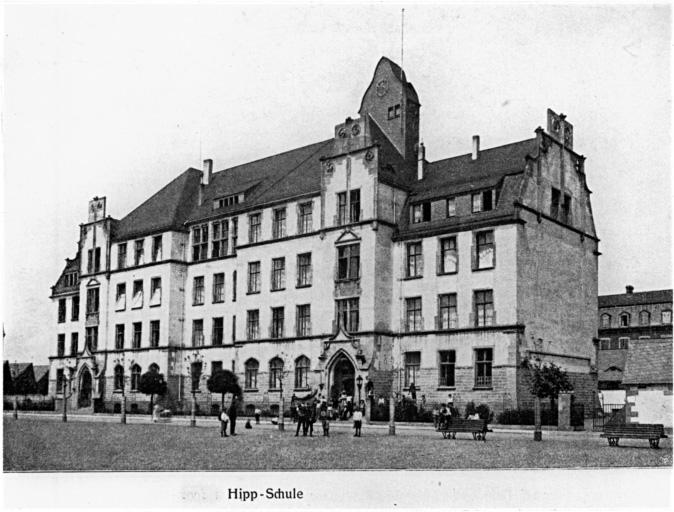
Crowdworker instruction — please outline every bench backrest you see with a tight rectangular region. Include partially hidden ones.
[603,423,664,434]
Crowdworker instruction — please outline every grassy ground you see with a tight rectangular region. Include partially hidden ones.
[4,417,672,471]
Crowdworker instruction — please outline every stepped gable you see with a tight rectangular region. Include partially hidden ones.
[599,289,673,308]
[51,255,80,295]
[114,168,203,241]
[623,339,673,385]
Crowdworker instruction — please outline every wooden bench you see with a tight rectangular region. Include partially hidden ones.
[437,418,492,441]
[600,423,668,449]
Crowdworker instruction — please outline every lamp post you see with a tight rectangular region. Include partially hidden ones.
[356,375,363,405]
[184,352,204,428]
[278,371,285,432]
[61,365,76,423]
[113,357,134,424]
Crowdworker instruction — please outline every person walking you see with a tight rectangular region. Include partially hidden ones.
[254,406,261,425]
[227,396,238,436]
[219,409,230,437]
[304,402,316,437]
[320,404,330,437]
[352,407,363,437]
[295,403,306,436]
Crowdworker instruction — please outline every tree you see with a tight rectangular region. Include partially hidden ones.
[138,369,168,413]
[3,361,14,396]
[13,365,37,397]
[206,369,242,409]
[528,361,574,408]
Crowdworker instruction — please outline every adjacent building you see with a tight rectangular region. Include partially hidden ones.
[49,57,599,416]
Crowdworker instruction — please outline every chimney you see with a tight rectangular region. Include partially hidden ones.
[472,136,480,161]
[202,159,213,186]
[626,285,634,295]
[417,143,425,180]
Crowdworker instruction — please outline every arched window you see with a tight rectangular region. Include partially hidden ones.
[639,311,651,326]
[619,313,630,327]
[600,314,611,328]
[131,364,142,391]
[149,363,160,373]
[114,365,124,391]
[269,358,284,389]
[295,356,310,389]
[662,310,672,324]
[245,359,259,390]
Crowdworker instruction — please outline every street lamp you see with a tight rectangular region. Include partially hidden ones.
[184,352,204,428]
[113,357,134,424]
[356,375,363,405]
[60,365,76,423]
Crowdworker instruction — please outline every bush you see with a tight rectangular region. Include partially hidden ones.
[464,401,494,422]
[496,408,558,426]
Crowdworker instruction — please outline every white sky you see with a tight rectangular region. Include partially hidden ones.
[3,4,671,364]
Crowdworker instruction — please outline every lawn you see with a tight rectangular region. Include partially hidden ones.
[4,417,672,471]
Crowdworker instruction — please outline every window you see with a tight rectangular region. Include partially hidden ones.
[150,320,160,348]
[86,326,98,351]
[232,315,236,341]
[439,351,456,387]
[64,272,78,287]
[271,307,284,338]
[297,304,311,336]
[439,294,458,329]
[404,352,420,387]
[295,356,310,389]
[192,225,208,261]
[70,333,79,356]
[298,202,313,234]
[475,290,494,327]
[190,362,202,392]
[639,311,651,326]
[619,313,630,327]
[192,319,204,347]
[350,189,361,222]
[132,280,143,309]
[336,298,359,332]
[58,299,66,323]
[405,298,423,332]
[211,361,222,374]
[337,244,360,280]
[249,213,261,244]
[114,366,124,391]
[599,338,610,350]
[118,243,127,269]
[87,247,101,273]
[132,322,142,349]
[446,198,456,218]
[214,194,240,209]
[212,273,225,303]
[248,262,261,293]
[472,190,494,213]
[337,192,348,226]
[561,194,572,224]
[271,258,286,291]
[247,310,260,340]
[212,221,228,258]
[440,237,457,274]
[475,231,495,270]
[57,334,65,357]
[388,104,401,119]
[86,287,100,315]
[600,313,611,328]
[245,359,259,389]
[193,276,205,305]
[297,253,312,287]
[412,202,431,223]
[662,310,672,324]
[71,296,80,321]
[131,365,141,391]
[272,208,286,239]
[269,358,284,389]
[134,240,145,266]
[115,324,125,350]
[407,242,423,277]
[551,188,561,219]
[56,369,65,394]
[609,338,620,350]
[151,235,162,262]
[619,337,629,350]
[150,277,161,307]
[475,348,493,387]
[231,218,238,254]
[212,317,224,346]
[233,271,237,301]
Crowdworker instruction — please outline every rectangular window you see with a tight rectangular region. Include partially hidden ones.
[58,299,66,323]
[212,317,224,346]
[247,310,260,340]
[57,334,65,357]
[132,322,142,349]
[561,195,571,224]
[134,240,145,266]
[115,283,126,311]
[405,297,423,332]
[439,350,456,387]
[211,361,223,374]
[619,337,629,350]
[212,220,228,258]
[412,202,431,223]
[192,319,204,347]
[71,296,80,321]
[86,326,98,352]
[472,190,493,213]
[446,198,456,218]
[663,311,672,324]
[150,320,160,348]
[232,315,236,342]
[87,247,101,273]
[439,293,458,329]
[337,192,348,226]
[609,338,620,350]
[407,242,423,277]
[336,298,359,332]
[56,369,64,394]
[599,338,610,351]
[475,290,494,327]
[118,243,127,269]
[70,333,79,356]
[475,231,495,270]
[115,324,125,350]
[297,253,312,287]
[272,208,286,239]
[150,277,161,307]
[232,271,237,301]
[297,304,311,337]
[212,273,225,303]
[550,188,561,220]
[86,287,100,315]
[404,352,421,387]
[132,280,143,309]
[193,276,205,305]
[271,307,284,338]
[249,213,261,244]
[231,218,238,254]
[350,189,361,223]
[440,237,457,274]
[475,348,493,387]
[248,262,261,293]
[245,363,258,390]
[192,224,208,261]
[388,104,401,119]
[151,235,163,262]
[298,202,313,234]
[64,272,78,287]
[471,193,482,213]
[271,258,286,291]
[337,244,360,280]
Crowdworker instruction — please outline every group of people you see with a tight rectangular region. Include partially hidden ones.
[218,396,239,438]
[432,395,458,430]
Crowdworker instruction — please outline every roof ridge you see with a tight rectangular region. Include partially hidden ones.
[429,137,537,166]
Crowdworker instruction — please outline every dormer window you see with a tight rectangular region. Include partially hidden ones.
[214,194,241,210]
[388,104,401,120]
[412,202,431,224]
[472,190,494,213]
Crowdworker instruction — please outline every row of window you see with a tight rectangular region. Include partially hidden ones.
[115,278,162,311]
[57,296,80,323]
[117,235,163,270]
[405,231,495,277]
[112,363,159,392]
[115,321,161,349]
[244,253,313,295]
[405,290,495,331]
[403,349,493,389]
[193,219,238,261]
[56,327,98,356]
[600,310,672,328]
[411,190,495,225]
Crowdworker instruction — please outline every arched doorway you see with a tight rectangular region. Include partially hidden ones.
[78,368,92,409]
[329,354,355,401]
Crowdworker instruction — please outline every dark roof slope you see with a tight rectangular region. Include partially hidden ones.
[623,339,673,385]
[52,256,80,295]
[599,289,673,308]
[32,365,49,382]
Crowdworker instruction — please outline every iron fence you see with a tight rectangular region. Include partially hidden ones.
[592,403,625,431]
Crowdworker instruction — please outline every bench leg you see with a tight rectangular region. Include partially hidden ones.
[608,437,619,447]
[442,431,448,439]
[472,432,477,440]
[649,438,660,449]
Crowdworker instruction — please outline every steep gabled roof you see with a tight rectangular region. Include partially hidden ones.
[52,256,80,295]
[32,365,50,382]
[623,339,673,385]
[599,289,673,308]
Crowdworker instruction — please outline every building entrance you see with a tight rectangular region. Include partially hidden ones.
[78,368,92,409]
[330,355,355,401]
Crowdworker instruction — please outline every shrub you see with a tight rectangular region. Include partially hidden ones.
[464,401,494,422]
[496,408,558,426]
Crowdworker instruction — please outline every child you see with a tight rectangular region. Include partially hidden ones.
[254,406,261,425]
[352,407,363,437]
[320,405,330,437]
[432,405,440,429]
[219,409,230,437]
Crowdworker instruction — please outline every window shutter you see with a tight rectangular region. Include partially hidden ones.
[471,241,477,270]
[491,238,496,268]
[308,262,313,285]
[436,241,442,274]
[418,248,424,277]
